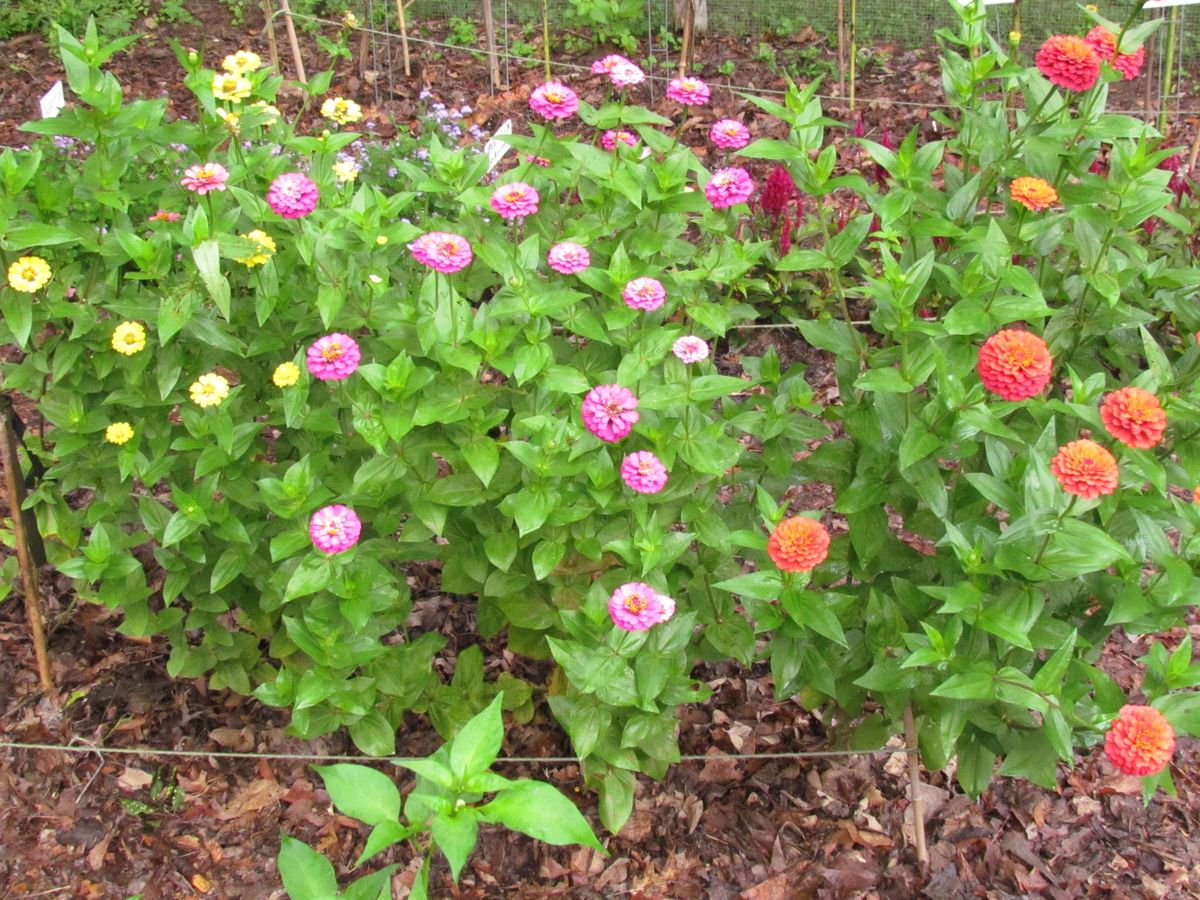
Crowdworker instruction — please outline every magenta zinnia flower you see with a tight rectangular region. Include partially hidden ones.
[306,333,361,381]
[705,167,754,209]
[180,163,229,195]
[608,582,672,631]
[490,181,540,219]
[309,504,362,554]
[621,451,668,494]
[672,335,709,364]
[710,119,750,150]
[601,129,638,151]
[266,172,319,218]
[666,76,710,106]
[409,231,473,273]
[622,277,666,312]
[529,82,579,120]
[581,384,639,442]
[547,242,590,274]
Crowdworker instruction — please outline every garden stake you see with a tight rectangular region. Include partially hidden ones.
[394,0,412,77]
[261,0,282,74]
[482,0,502,92]
[1187,118,1200,176]
[849,0,857,111]
[541,0,551,83]
[904,704,929,870]
[0,397,53,691]
[1159,4,1179,134]
[678,0,695,78]
[836,0,846,96]
[277,0,307,83]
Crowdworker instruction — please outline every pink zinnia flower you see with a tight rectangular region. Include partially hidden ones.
[601,129,638,151]
[705,167,754,209]
[592,54,645,88]
[266,172,319,218]
[409,232,473,273]
[529,82,579,120]
[525,155,551,167]
[581,384,639,443]
[490,181,540,219]
[621,451,668,494]
[672,335,709,364]
[666,76,710,106]
[180,163,229,195]
[306,332,361,381]
[622,277,666,311]
[309,504,362,554]
[547,242,590,274]
[149,209,182,222]
[608,582,672,631]
[710,119,750,150]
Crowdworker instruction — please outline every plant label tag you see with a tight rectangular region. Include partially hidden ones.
[484,120,514,172]
[953,0,1014,5]
[40,81,65,119]
[1145,0,1200,8]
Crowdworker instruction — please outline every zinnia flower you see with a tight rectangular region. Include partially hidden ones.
[251,100,281,124]
[409,231,472,273]
[529,82,579,120]
[608,582,672,631]
[1050,439,1119,498]
[1104,705,1175,777]
[7,256,52,293]
[760,165,797,218]
[149,209,181,223]
[977,329,1053,401]
[621,451,668,494]
[105,422,134,445]
[1010,176,1059,211]
[705,167,754,209]
[222,50,262,75]
[1085,26,1145,80]
[666,76,711,106]
[767,516,831,572]
[672,335,709,364]
[273,361,301,387]
[266,172,319,218]
[622,277,666,312]
[592,55,644,87]
[309,504,362,554]
[1193,485,1200,504]
[306,333,361,381]
[1035,34,1101,92]
[581,384,639,443]
[111,321,147,355]
[1100,386,1166,449]
[601,129,638,151]
[212,72,252,102]
[321,96,363,125]
[234,230,276,267]
[180,163,230,195]
[547,242,590,274]
[710,119,751,150]
[332,156,361,183]
[190,373,231,408]
[490,181,540,219]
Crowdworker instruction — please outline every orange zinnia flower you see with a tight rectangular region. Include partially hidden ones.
[767,516,831,572]
[1104,705,1175,777]
[1050,439,1119,498]
[1010,176,1059,212]
[1194,485,1200,504]
[1084,26,1145,81]
[977,329,1053,401]
[1099,386,1166,449]
[1035,34,1101,92]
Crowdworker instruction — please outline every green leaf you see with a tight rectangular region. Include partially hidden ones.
[284,555,335,602]
[854,367,913,393]
[712,570,782,600]
[432,809,479,882]
[356,820,414,867]
[598,768,634,835]
[348,711,397,756]
[192,239,231,319]
[956,736,996,799]
[479,780,604,850]
[342,866,400,900]
[313,763,401,826]
[932,672,995,700]
[532,539,565,580]
[448,694,504,779]
[277,834,338,900]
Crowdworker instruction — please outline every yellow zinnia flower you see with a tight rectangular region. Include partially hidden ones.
[7,256,52,293]
[332,158,360,183]
[190,373,231,408]
[212,73,252,103]
[321,96,363,125]
[251,100,281,125]
[217,108,242,135]
[105,422,134,445]
[273,361,300,387]
[112,321,147,355]
[222,50,263,76]
[235,230,276,267]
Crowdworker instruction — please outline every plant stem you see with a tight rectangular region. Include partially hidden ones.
[1032,495,1078,566]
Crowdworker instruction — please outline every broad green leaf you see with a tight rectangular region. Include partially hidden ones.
[277,835,338,900]
[478,779,604,849]
[448,694,504,779]
[432,809,479,882]
[313,763,401,826]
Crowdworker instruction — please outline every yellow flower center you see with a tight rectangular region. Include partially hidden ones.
[322,343,343,361]
[623,592,647,614]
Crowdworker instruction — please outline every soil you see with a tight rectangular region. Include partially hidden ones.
[2,4,1200,898]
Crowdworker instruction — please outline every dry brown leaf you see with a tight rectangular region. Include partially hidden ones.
[739,871,790,900]
[116,767,154,792]
[216,777,286,820]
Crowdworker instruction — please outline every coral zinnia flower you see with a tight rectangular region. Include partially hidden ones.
[309,504,362,554]
[306,333,361,381]
[608,582,672,631]
[1104,705,1175,777]
[111,321,147,355]
[409,231,473,273]
[620,451,668,494]
[490,181,540,219]
[581,384,639,443]
[1100,386,1166,449]
[7,256,52,293]
[977,329,1053,401]
[1035,34,1101,92]
[190,373,231,408]
[1050,439,1119,498]
[1085,26,1145,81]
[705,167,755,209]
[529,82,579,119]
[1010,176,1058,211]
[767,516,831,572]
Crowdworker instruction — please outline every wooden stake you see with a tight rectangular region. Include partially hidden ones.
[903,704,929,870]
[1159,4,1179,135]
[540,0,551,83]
[1186,118,1200,178]
[678,0,695,78]
[0,397,52,691]
[482,0,501,92]
[836,0,846,97]
[395,0,412,78]
[849,0,857,111]
[277,0,307,83]
[262,0,281,74]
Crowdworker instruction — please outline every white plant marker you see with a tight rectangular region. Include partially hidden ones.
[40,81,65,119]
[1145,0,1200,9]
[483,119,514,172]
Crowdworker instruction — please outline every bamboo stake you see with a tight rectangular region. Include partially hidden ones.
[482,0,501,93]
[395,0,412,77]
[277,0,307,83]
[262,0,281,74]
[0,397,52,691]
[836,0,846,97]
[903,705,928,870]
[540,0,551,83]
[1186,119,1200,178]
[678,0,695,78]
[1159,4,1179,135]
[849,0,857,111]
